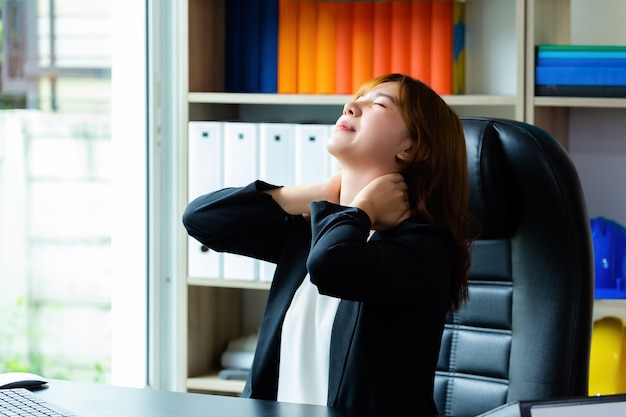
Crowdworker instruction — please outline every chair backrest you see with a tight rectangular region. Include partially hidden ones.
[434,118,594,417]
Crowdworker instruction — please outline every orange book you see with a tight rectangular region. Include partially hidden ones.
[372,1,392,78]
[411,1,432,85]
[352,2,373,91]
[390,1,412,75]
[430,0,453,94]
[316,2,336,94]
[297,1,317,93]
[278,0,298,93]
[334,2,353,94]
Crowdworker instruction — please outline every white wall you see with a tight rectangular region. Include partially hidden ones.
[568,0,626,226]
[569,109,626,226]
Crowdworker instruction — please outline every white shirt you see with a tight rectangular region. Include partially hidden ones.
[277,275,341,405]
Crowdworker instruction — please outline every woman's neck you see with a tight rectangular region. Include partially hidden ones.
[338,168,384,206]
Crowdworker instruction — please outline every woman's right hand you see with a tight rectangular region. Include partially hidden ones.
[264,172,342,216]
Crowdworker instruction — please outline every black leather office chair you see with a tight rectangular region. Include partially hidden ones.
[434,118,595,416]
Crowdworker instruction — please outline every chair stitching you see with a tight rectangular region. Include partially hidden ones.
[445,311,461,416]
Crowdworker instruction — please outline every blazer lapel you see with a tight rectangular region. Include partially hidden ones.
[327,299,361,405]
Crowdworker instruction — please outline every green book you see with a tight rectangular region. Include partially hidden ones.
[538,44,626,52]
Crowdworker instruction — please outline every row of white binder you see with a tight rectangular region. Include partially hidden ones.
[187,121,339,282]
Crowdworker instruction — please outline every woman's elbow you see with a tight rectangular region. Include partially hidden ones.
[182,201,204,237]
[306,249,348,287]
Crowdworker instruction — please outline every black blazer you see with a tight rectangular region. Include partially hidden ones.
[183,181,454,416]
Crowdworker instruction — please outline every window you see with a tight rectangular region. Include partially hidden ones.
[0,0,147,386]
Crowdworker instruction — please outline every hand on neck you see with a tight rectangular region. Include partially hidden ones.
[338,167,392,207]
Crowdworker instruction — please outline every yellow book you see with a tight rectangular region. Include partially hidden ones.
[297,1,317,93]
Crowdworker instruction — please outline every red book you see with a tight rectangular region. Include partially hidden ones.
[334,2,353,94]
[411,1,432,85]
[372,1,392,78]
[431,0,453,94]
[352,2,373,91]
[390,1,412,75]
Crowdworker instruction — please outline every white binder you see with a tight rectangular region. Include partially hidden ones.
[258,122,295,282]
[222,122,259,281]
[294,124,332,185]
[223,122,259,188]
[258,122,295,186]
[187,121,223,279]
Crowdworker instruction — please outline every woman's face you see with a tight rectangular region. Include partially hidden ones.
[327,81,413,172]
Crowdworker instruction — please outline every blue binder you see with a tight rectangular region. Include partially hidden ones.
[591,216,626,299]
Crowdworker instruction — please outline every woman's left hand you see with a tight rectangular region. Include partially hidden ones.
[350,173,411,230]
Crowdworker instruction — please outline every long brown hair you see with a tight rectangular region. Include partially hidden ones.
[355,73,471,311]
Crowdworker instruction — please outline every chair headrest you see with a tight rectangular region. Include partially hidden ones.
[462,119,513,239]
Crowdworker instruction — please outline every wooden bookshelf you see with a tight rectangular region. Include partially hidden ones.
[594,300,626,324]
[187,373,246,395]
[177,0,626,395]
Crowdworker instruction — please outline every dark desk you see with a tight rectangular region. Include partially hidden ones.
[34,380,362,417]
[35,380,626,417]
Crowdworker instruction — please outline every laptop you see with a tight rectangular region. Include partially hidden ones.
[0,388,83,416]
[478,394,626,417]
[519,394,626,417]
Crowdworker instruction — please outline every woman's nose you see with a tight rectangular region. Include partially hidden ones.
[343,101,360,116]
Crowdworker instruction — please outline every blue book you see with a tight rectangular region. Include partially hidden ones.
[538,50,626,59]
[537,57,626,67]
[225,0,243,92]
[241,0,262,93]
[590,217,626,299]
[536,66,626,86]
[536,85,626,98]
[259,0,278,93]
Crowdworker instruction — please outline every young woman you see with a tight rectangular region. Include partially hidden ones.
[183,73,472,416]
